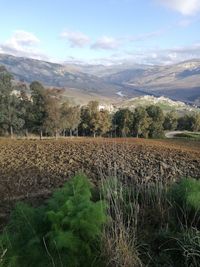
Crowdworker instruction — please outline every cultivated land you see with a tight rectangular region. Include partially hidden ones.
[0,138,200,227]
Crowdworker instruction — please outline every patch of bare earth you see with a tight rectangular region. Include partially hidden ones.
[0,138,200,227]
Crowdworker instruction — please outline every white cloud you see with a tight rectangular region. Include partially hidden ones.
[61,30,90,47]
[125,43,200,65]
[91,36,120,50]
[130,30,164,42]
[158,0,200,15]
[0,30,48,60]
[10,30,40,46]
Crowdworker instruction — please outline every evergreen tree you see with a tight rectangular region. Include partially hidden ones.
[0,174,107,267]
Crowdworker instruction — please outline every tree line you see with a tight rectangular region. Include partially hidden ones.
[0,67,200,138]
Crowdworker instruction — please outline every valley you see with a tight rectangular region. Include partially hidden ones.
[0,54,200,106]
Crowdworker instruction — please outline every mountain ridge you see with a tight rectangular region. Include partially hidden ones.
[0,53,200,105]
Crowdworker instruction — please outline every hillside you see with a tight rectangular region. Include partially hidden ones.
[115,95,200,113]
[103,60,200,103]
[0,53,122,103]
[1,53,200,105]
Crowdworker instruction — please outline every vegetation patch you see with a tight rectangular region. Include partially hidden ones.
[1,176,200,266]
[174,132,200,140]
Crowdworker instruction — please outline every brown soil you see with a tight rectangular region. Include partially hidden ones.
[0,137,200,227]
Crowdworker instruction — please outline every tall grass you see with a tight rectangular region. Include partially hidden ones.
[99,175,200,267]
[100,176,142,267]
[1,174,200,266]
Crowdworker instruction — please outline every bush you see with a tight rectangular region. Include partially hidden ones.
[169,178,200,227]
[0,174,107,267]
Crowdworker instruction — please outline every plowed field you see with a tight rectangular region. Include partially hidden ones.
[0,138,200,226]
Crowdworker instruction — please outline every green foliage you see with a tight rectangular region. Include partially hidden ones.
[146,105,165,138]
[163,111,178,131]
[0,69,25,136]
[133,106,150,138]
[60,102,80,136]
[174,132,200,140]
[178,113,200,132]
[30,81,47,134]
[169,178,200,216]
[113,108,133,137]
[0,174,107,267]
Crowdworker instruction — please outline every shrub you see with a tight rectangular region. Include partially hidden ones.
[169,178,200,227]
[0,174,107,267]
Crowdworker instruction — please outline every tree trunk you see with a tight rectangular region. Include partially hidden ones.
[93,132,96,138]
[10,125,13,139]
[40,130,43,140]
[70,129,72,137]
[55,130,58,140]
[25,128,29,139]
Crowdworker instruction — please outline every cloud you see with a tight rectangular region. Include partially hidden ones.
[10,30,40,46]
[130,30,164,42]
[0,30,48,60]
[61,30,90,47]
[91,36,120,50]
[125,43,200,65]
[157,0,200,16]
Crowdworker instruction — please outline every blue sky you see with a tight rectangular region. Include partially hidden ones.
[0,0,200,65]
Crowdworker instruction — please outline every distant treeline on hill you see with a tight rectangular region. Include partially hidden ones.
[0,67,200,138]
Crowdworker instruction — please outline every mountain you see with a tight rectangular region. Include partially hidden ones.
[103,60,200,104]
[0,53,124,104]
[0,53,200,105]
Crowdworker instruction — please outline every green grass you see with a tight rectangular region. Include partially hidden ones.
[174,132,200,140]
[1,176,200,267]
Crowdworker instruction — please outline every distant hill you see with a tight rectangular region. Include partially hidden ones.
[0,54,122,103]
[115,95,200,114]
[0,53,200,105]
[103,60,200,103]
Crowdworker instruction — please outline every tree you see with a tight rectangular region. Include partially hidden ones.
[163,111,178,131]
[190,112,200,132]
[146,105,164,138]
[0,174,107,267]
[4,95,25,137]
[87,101,101,137]
[60,102,80,137]
[177,114,191,130]
[79,101,101,137]
[113,109,133,137]
[43,94,61,138]
[133,107,150,138]
[18,83,33,137]
[98,110,111,136]
[0,69,24,137]
[30,81,47,138]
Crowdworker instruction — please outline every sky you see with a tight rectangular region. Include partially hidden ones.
[0,0,200,65]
